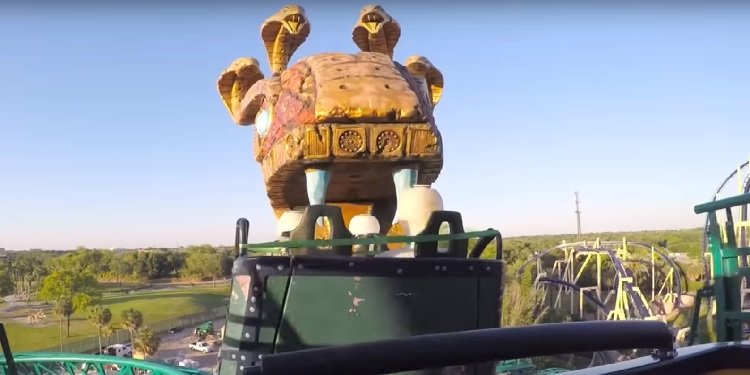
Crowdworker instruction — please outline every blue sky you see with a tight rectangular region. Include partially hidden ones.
[1,1,749,249]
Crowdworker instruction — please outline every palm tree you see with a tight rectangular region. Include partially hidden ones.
[53,298,74,339]
[120,309,143,346]
[133,327,161,358]
[101,324,114,348]
[88,306,112,353]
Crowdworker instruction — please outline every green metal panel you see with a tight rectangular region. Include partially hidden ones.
[276,275,479,351]
[218,360,236,375]
[257,275,291,352]
[477,276,502,329]
[224,274,251,347]
[222,267,292,360]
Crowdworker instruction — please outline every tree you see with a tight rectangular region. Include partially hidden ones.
[133,327,161,358]
[0,268,15,296]
[101,324,115,347]
[88,306,112,353]
[10,256,33,293]
[183,246,224,287]
[501,265,549,327]
[38,270,101,336]
[48,248,112,277]
[53,299,73,344]
[109,256,132,285]
[121,309,144,346]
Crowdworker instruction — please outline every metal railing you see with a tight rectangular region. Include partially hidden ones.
[1,352,208,375]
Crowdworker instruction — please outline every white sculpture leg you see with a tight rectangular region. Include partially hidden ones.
[305,168,331,227]
[392,167,417,224]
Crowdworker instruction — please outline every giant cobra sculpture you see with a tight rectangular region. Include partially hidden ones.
[217,4,445,235]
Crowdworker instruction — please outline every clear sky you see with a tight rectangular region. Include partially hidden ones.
[1,0,749,250]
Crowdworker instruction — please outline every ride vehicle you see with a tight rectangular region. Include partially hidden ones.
[2,4,750,375]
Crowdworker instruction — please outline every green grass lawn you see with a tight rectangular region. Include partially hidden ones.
[3,285,230,352]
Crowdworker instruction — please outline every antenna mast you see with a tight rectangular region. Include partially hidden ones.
[575,192,582,239]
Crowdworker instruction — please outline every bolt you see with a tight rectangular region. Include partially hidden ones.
[396,268,403,275]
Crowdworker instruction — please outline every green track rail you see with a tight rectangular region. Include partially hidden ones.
[0,352,208,375]
[689,192,750,344]
[242,229,501,253]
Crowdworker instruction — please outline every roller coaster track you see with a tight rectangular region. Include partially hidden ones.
[603,248,651,319]
[0,352,206,375]
[519,240,684,321]
[536,276,609,314]
[541,247,651,319]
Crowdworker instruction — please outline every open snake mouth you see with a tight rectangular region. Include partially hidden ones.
[283,13,305,34]
[361,12,385,33]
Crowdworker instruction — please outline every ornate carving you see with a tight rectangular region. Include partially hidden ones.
[352,5,401,58]
[370,126,404,158]
[405,55,444,108]
[338,130,365,153]
[406,124,440,157]
[302,125,331,159]
[284,133,299,159]
[261,5,311,76]
[376,130,400,152]
[253,132,264,162]
[217,58,264,123]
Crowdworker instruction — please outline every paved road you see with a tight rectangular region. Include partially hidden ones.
[151,319,225,373]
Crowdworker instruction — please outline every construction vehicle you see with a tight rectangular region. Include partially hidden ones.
[194,321,214,340]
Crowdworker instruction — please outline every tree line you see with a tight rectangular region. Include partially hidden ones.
[0,244,236,298]
[0,245,233,349]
